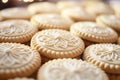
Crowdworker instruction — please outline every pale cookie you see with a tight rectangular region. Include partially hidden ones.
[0,20,38,43]
[31,29,85,59]
[37,59,109,80]
[28,2,59,14]
[83,44,120,74]
[0,7,33,20]
[110,1,120,18]
[9,78,35,80]
[31,14,74,30]
[56,1,83,11]
[61,7,95,22]
[70,22,118,43]
[0,43,41,80]
[85,2,114,16]
[96,15,120,32]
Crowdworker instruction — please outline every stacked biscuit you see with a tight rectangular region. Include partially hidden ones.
[0,0,120,80]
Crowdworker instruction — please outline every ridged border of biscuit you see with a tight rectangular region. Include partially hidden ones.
[83,44,120,74]
[70,26,118,43]
[30,30,85,59]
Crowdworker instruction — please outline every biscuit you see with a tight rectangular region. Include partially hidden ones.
[0,7,33,20]
[85,2,114,16]
[9,78,35,80]
[56,1,83,11]
[61,7,95,22]
[110,2,120,18]
[37,59,109,80]
[83,44,120,74]
[96,15,120,32]
[70,22,118,43]
[0,20,38,43]
[0,43,41,80]
[31,14,74,30]
[28,2,59,14]
[31,29,85,59]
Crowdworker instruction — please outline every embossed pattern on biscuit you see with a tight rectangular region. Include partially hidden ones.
[0,43,34,68]
[38,59,109,80]
[0,20,32,36]
[36,30,80,51]
[0,43,41,80]
[0,20,38,43]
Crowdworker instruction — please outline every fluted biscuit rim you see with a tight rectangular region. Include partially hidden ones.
[83,44,120,74]
[31,29,85,59]
[70,23,118,43]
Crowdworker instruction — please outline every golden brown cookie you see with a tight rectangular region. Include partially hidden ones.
[0,43,41,80]
[56,1,83,11]
[31,29,85,59]
[28,2,59,14]
[9,78,35,80]
[0,7,33,20]
[0,20,38,43]
[31,14,74,30]
[85,2,114,16]
[96,15,120,32]
[37,59,109,80]
[70,22,118,43]
[61,7,95,22]
[83,44,120,74]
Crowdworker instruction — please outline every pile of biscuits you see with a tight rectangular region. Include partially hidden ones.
[0,0,120,80]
